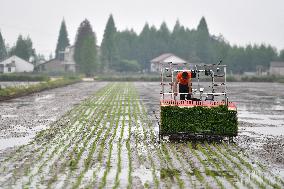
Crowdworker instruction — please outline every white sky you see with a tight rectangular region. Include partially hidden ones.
[0,0,284,57]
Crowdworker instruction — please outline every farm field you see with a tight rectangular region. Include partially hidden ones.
[0,82,283,188]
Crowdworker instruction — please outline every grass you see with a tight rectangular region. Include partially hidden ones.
[0,77,81,101]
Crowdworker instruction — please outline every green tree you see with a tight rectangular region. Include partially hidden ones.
[100,14,119,71]
[137,23,154,71]
[10,35,35,61]
[156,22,171,54]
[195,17,212,64]
[280,49,284,61]
[116,29,138,64]
[55,19,70,59]
[0,31,7,61]
[74,19,98,76]
[116,59,140,72]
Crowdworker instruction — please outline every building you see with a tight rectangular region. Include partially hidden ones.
[37,46,76,73]
[150,53,187,72]
[269,61,284,76]
[0,55,34,73]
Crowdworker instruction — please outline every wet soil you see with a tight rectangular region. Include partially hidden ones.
[135,82,284,177]
[0,81,107,151]
[0,82,283,188]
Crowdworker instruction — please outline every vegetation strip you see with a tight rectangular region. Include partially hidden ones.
[0,77,81,101]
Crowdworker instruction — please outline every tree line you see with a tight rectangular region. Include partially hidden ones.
[1,15,284,75]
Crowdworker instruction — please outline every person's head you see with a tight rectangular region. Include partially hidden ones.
[181,71,188,79]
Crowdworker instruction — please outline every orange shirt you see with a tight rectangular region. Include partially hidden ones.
[176,71,191,85]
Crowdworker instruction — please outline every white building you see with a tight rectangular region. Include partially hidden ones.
[150,53,188,72]
[270,62,284,76]
[0,55,34,73]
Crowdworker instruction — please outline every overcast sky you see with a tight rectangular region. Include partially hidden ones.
[1,0,284,57]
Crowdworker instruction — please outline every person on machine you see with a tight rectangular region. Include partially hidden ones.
[173,71,192,100]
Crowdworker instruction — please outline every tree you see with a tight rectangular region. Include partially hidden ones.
[100,14,119,71]
[74,19,98,76]
[195,17,212,63]
[156,22,171,53]
[137,23,153,71]
[116,29,138,64]
[10,35,35,61]
[0,31,7,61]
[116,59,140,72]
[55,19,70,59]
[279,49,284,61]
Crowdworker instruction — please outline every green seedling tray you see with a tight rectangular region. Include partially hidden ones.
[160,105,238,136]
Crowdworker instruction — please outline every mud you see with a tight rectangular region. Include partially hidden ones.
[0,81,107,151]
[135,82,284,177]
[0,82,283,188]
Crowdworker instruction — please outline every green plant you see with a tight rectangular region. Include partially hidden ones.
[161,105,238,136]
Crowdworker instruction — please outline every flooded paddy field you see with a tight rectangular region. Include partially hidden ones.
[137,82,284,178]
[0,82,283,188]
[0,81,107,150]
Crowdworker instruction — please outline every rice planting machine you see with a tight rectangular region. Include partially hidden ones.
[159,61,238,141]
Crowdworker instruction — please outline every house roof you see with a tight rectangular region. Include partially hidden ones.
[150,53,173,63]
[37,58,57,66]
[150,53,187,64]
[270,61,284,67]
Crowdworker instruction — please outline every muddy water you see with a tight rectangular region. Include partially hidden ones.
[135,82,284,177]
[0,81,107,151]
[0,82,283,188]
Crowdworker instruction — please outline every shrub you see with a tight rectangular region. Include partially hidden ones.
[0,78,80,100]
[0,73,49,81]
[160,105,238,136]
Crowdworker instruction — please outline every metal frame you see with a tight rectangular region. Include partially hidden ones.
[160,62,228,103]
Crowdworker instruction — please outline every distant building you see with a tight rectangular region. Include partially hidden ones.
[269,61,284,76]
[150,53,187,72]
[0,55,34,73]
[37,46,76,73]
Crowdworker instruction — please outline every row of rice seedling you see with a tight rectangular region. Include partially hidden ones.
[70,83,127,188]
[213,143,282,189]
[31,86,114,186]
[3,102,89,187]
[62,84,122,188]
[222,142,284,188]
[0,84,114,188]
[188,143,225,188]
[131,92,161,188]
[196,143,238,189]
[98,89,125,188]
[135,95,180,188]
[45,89,112,188]
[23,85,115,188]
[1,82,283,188]
[0,102,86,176]
[88,86,124,188]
